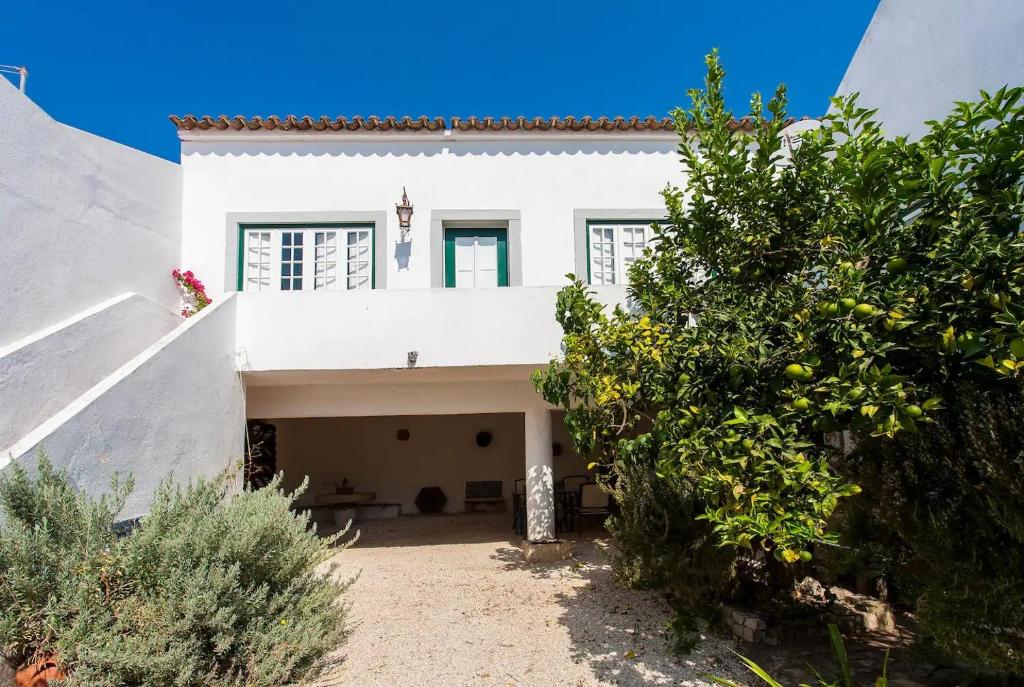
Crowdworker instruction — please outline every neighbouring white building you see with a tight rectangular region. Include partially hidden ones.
[836,0,1024,139]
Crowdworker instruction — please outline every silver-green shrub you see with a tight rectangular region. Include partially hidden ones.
[0,455,353,686]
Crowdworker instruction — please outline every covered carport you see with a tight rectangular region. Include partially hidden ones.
[243,366,591,542]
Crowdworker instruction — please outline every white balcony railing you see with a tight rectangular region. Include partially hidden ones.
[235,285,627,372]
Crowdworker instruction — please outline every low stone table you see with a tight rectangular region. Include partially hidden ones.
[314,492,376,506]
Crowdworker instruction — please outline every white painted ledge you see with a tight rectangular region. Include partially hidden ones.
[0,293,179,448]
[2,295,244,519]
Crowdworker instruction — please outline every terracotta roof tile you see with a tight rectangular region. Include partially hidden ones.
[170,114,765,133]
[169,114,447,132]
[447,115,677,131]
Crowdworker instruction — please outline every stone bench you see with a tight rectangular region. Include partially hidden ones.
[464,480,505,513]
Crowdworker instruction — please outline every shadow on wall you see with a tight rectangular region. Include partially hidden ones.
[185,140,676,159]
[394,238,412,270]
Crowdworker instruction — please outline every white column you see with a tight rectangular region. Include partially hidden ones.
[524,408,555,542]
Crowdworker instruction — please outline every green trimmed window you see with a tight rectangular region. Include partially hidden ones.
[443,229,508,288]
[238,225,374,292]
[587,221,655,285]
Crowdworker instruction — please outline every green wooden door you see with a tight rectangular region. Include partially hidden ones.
[444,229,508,288]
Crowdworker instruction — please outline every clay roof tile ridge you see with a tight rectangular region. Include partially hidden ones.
[168,113,783,133]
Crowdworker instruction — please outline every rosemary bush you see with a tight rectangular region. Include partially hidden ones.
[0,455,353,686]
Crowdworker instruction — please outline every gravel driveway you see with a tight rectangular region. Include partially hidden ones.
[316,513,743,687]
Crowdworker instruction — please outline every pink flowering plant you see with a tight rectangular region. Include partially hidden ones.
[171,268,212,317]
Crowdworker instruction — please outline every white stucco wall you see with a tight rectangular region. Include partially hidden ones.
[236,285,627,372]
[180,131,680,301]
[275,411,589,513]
[0,293,179,449]
[836,0,1024,138]
[4,296,245,519]
[0,77,183,346]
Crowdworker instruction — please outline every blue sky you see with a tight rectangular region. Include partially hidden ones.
[2,1,878,162]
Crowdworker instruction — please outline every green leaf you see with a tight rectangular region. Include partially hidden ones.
[736,652,786,687]
[875,648,890,687]
[702,675,743,687]
[828,624,854,687]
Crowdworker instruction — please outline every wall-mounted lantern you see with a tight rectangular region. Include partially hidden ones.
[396,187,414,238]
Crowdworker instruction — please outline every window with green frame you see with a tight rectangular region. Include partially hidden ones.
[237,224,374,292]
[443,228,509,288]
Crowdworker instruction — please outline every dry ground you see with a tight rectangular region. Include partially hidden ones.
[307,514,956,687]
[314,513,742,687]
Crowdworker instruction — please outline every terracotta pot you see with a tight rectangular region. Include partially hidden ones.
[15,657,64,687]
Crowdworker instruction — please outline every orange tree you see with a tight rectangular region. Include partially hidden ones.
[535,52,1024,571]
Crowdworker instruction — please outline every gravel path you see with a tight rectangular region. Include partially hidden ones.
[314,513,745,687]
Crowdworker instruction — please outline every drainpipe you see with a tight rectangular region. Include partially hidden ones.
[0,65,28,93]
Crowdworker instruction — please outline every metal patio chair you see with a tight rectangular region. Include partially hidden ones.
[512,478,526,536]
[577,482,611,534]
[559,474,591,532]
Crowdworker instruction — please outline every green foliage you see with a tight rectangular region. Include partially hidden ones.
[709,624,888,687]
[536,51,1024,673]
[663,606,703,656]
[0,455,352,686]
[534,50,1024,563]
[844,383,1024,675]
[0,454,131,670]
[604,436,736,607]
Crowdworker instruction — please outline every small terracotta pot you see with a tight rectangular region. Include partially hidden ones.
[15,656,64,687]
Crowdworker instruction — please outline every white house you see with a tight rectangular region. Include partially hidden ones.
[4,0,1021,544]
[178,113,696,544]
[1,81,703,544]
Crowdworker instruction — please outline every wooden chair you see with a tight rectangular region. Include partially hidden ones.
[577,482,611,534]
